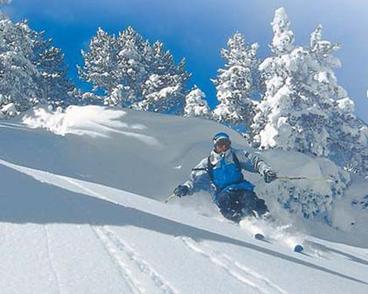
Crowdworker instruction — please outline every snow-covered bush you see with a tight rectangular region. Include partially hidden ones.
[256,150,350,220]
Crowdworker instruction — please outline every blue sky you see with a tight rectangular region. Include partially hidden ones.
[4,0,368,121]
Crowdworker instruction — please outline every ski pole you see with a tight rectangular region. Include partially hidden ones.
[164,193,177,204]
[277,176,334,183]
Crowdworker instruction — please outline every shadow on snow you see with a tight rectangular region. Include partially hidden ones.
[0,163,367,286]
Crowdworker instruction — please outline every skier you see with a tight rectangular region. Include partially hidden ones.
[173,132,277,223]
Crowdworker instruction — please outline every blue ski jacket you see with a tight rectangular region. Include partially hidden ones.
[183,148,272,204]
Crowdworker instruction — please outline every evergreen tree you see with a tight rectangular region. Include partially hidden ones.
[32,30,75,108]
[112,26,149,106]
[309,25,368,174]
[0,13,75,114]
[134,41,190,114]
[252,8,368,175]
[270,7,294,55]
[78,28,118,99]
[79,27,149,107]
[212,32,259,128]
[80,27,190,113]
[184,85,210,118]
[252,7,327,153]
[0,15,38,112]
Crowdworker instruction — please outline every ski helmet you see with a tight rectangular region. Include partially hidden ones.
[213,132,231,146]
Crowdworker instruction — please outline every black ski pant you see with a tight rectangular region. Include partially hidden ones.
[216,189,269,223]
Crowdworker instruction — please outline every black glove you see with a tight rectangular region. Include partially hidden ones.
[174,185,189,197]
[264,169,277,183]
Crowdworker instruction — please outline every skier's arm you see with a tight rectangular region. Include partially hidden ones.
[236,149,277,183]
[235,149,272,175]
[182,157,209,195]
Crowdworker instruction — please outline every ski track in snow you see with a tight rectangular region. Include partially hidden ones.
[91,227,143,294]
[43,225,62,294]
[95,226,177,294]
[64,177,177,294]
[179,237,287,294]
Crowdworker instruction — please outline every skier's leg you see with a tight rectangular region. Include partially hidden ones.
[227,190,245,222]
[240,190,269,218]
[240,190,257,217]
[217,190,243,223]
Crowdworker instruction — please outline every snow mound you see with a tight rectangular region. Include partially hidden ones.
[17,105,352,222]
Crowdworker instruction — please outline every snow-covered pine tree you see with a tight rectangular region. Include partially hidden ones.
[308,25,368,175]
[252,7,298,151]
[0,15,38,112]
[212,32,259,130]
[108,26,150,106]
[79,27,190,113]
[184,85,210,118]
[78,27,118,102]
[252,7,335,155]
[252,8,368,175]
[32,30,75,108]
[249,9,354,218]
[0,11,75,116]
[133,41,190,114]
[79,26,148,107]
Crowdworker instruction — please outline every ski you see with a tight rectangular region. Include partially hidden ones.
[294,244,304,253]
[254,233,265,240]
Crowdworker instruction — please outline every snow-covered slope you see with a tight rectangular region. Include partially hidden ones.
[0,106,367,294]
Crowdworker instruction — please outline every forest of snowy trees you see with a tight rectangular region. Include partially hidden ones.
[1,5,368,178]
[78,27,190,114]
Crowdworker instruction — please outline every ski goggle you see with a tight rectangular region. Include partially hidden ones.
[214,138,231,149]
